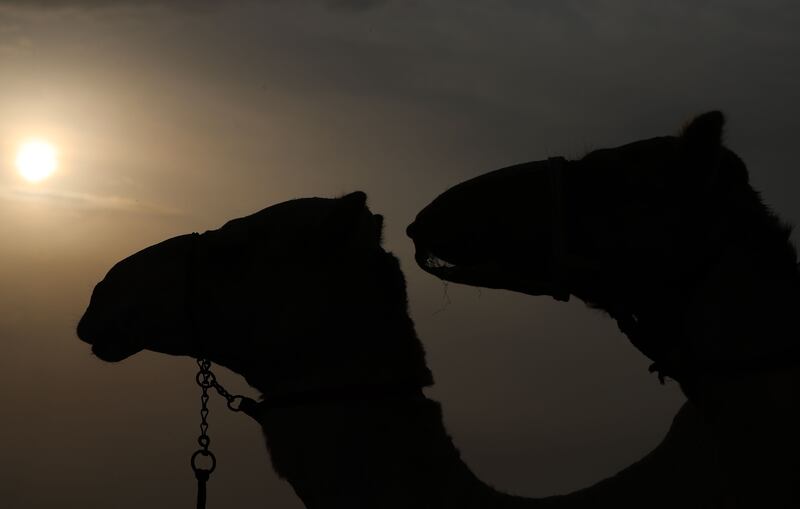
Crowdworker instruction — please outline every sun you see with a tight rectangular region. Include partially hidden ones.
[16,139,58,183]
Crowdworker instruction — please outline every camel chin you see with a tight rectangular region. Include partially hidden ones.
[413,243,565,299]
[414,246,503,288]
[90,341,143,363]
[79,322,143,362]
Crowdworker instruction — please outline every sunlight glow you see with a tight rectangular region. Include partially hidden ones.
[16,140,58,183]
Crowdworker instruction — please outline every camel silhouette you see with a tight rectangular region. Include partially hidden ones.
[408,111,800,507]
[77,190,738,507]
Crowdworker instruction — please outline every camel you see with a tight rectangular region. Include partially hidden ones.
[407,111,800,507]
[77,188,754,508]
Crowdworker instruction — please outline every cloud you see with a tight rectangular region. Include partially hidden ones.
[0,186,182,216]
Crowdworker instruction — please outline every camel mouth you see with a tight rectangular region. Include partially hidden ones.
[411,239,561,298]
[412,242,503,288]
[414,245,459,274]
[78,319,142,363]
[407,211,504,287]
[90,339,143,363]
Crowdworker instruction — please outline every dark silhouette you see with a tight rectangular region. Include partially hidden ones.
[408,111,800,506]
[77,190,737,507]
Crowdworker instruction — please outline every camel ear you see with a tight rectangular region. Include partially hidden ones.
[339,191,367,209]
[680,111,751,189]
[681,111,724,161]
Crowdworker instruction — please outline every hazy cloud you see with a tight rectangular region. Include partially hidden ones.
[1,2,799,508]
[0,186,182,216]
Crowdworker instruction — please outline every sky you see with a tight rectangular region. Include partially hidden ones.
[1,1,799,507]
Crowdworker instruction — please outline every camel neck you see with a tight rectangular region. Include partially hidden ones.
[685,246,800,371]
[253,390,728,508]
[256,393,540,508]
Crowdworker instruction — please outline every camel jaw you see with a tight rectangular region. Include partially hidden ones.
[412,242,513,290]
[77,317,143,363]
[407,157,571,300]
[90,340,143,363]
[413,242,566,298]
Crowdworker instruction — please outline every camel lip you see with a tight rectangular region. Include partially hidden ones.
[413,244,491,285]
[76,314,97,346]
[411,233,486,269]
[413,244,458,273]
[413,243,556,297]
[90,338,142,363]
[79,321,142,363]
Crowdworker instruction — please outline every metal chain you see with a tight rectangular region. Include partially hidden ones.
[191,358,217,509]
[186,232,257,509]
[185,233,260,509]
[190,358,256,509]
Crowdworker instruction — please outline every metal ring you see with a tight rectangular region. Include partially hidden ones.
[191,449,216,474]
[195,371,216,388]
[226,396,244,412]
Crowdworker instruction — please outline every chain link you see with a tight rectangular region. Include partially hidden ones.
[192,358,215,509]
[191,357,254,509]
[196,359,214,450]
[185,232,254,508]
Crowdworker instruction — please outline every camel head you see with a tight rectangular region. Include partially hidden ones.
[78,191,432,397]
[408,112,798,386]
[408,111,748,299]
[407,112,782,298]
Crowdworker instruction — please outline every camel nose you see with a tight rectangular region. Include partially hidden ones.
[77,314,97,344]
[406,221,419,240]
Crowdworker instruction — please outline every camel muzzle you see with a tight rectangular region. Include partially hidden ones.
[407,157,571,301]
